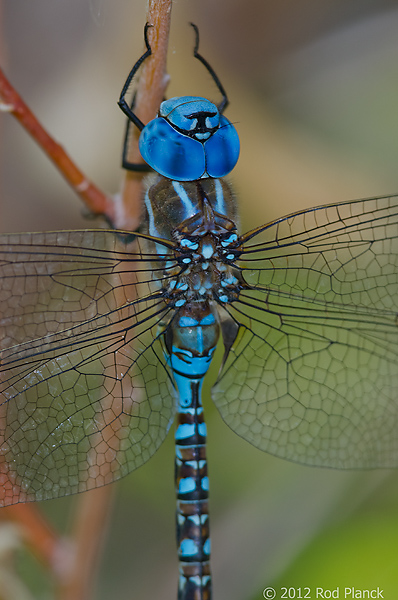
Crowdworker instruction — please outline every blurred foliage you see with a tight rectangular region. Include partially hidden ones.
[268,510,398,599]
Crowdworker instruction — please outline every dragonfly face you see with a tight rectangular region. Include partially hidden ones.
[159,96,220,139]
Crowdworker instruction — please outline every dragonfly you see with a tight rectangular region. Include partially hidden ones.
[0,23,397,600]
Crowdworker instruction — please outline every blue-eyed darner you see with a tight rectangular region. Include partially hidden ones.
[0,22,397,600]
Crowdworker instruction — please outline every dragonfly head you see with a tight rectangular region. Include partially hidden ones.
[139,96,240,181]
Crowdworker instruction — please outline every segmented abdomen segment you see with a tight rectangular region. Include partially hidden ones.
[175,409,211,600]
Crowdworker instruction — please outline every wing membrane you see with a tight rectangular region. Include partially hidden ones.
[0,230,177,505]
[213,194,398,468]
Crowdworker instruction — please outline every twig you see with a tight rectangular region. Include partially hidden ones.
[55,3,173,599]
[0,3,173,599]
[0,67,115,223]
[0,0,172,233]
[118,0,172,231]
[56,487,115,600]
[1,505,59,568]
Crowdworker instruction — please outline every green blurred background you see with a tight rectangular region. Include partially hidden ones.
[1,1,398,599]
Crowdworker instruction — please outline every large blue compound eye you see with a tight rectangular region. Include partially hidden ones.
[139,96,240,181]
[205,116,240,178]
[139,119,206,181]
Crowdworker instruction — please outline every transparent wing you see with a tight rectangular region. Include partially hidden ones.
[0,230,177,506]
[213,194,398,468]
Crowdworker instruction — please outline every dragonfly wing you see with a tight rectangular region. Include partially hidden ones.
[213,194,398,468]
[0,230,177,505]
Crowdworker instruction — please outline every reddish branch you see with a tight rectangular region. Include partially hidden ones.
[0,2,172,599]
[119,0,172,230]
[0,68,116,223]
[1,504,58,567]
[0,0,172,232]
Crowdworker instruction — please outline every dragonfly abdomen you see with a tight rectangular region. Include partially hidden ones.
[165,303,219,599]
[175,406,211,600]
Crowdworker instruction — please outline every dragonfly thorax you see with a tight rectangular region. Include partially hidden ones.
[166,250,240,307]
[144,176,240,244]
[144,175,242,307]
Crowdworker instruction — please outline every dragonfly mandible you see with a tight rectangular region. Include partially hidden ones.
[0,23,397,600]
